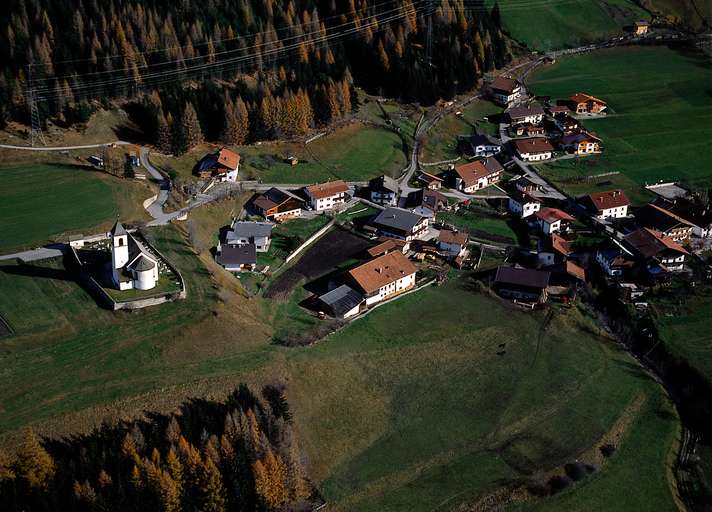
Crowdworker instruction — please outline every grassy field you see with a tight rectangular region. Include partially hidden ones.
[420,100,502,163]
[654,290,712,382]
[0,164,153,253]
[439,208,518,243]
[154,122,407,185]
[486,0,647,51]
[533,160,655,205]
[0,238,679,511]
[530,46,712,197]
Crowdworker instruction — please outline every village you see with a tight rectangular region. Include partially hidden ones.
[124,70,704,326]
[2,2,712,508]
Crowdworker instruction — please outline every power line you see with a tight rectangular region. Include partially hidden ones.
[33,4,432,102]
[34,0,419,68]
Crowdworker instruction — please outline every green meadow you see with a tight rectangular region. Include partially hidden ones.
[486,0,647,50]
[0,164,152,253]
[531,45,712,197]
[0,229,679,510]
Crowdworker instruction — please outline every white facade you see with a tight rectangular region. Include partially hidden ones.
[439,241,466,258]
[511,113,544,125]
[597,205,628,219]
[508,198,541,218]
[458,174,500,193]
[518,150,552,162]
[219,167,239,182]
[364,272,416,306]
[540,219,563,235]
[272,207,302,222]
[370,190,397,206]
[112,233,130,272]
[660,253,685,271]
[309,192,346,211]
[493,88,521,106]
[472,143,501,157]
[596,251,624,277]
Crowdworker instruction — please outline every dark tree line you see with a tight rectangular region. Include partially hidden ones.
[0,0,510,151]
[0,384,318,511]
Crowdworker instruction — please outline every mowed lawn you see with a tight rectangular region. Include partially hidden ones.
[530,46,712,193]
[421,100,502,163]
[0,164,153,253]
[0,165,114,251]
[155,122,407,185]
[486,0,647,50]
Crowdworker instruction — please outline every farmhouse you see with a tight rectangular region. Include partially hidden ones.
[369,207,429,241]
[368,175,400,206]
[553,114,580,135]
[110,221,159,291]
[623,228,688,273]
[451,157,504,193]
[569,93,607,115]
[535,207,574,235]
[494,266,550,303]
[635,204,693,243]
[438,229,469,258]
[417,171,444,190]
[458,134,502,158]
[406,189,448,216]
[508,191,542,218]
[221,221,273,252]
[252,187,303,221]
[216,244,257,272]
[507,104,545,125]
[489,76,522,106]
[596,248,634,277]
[513,124,545,137]
[560,131,602,155]
[195,148,240,182]
[347,251,417,306]
[304,180,349,211]
[548,105,571,116]
[583,190,630,219]
[666,200,712,238]
[316,284,365,319]
[514,138,554,162]
[514,176,540,194]
[634,20,649,35]
[366,237,410,258]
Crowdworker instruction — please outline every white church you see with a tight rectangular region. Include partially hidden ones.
[110,221,159,291]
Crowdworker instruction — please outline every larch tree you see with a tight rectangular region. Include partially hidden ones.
[13,428,55,491]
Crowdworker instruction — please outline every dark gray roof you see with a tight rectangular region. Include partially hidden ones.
[129,254,156,272]
[369,175,399,193]
[319,285,364,316]
[371,207,424,233]
[227,222,273,241]
[461,134,501,147]
[508,104,545,119]
[217,244,257,266]
[196,153,219,172]
[495,266,550,289]
[110,221,128,237]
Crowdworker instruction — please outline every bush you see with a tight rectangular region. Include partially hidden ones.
[564,462,588,481]
[548,474,573,494]
[600,443,616,457]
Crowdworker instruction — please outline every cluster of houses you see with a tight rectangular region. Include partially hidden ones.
[488,76,608,163]
[489,178,712,305]
[214,178,351,271]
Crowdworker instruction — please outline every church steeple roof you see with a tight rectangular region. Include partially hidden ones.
[111,220,128,237]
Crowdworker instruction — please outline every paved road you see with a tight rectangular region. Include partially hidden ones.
[0,141,130,151]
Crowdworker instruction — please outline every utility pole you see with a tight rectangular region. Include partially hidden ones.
[27,65,47,147]
[425,0,433,69]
